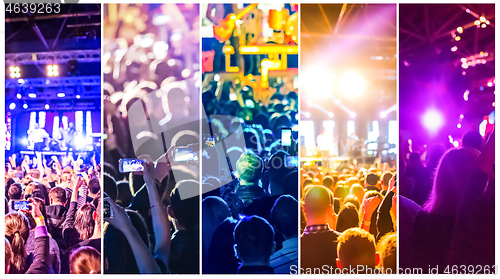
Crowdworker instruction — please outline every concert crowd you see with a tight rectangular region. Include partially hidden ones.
[300,159,397,274]
[399,130,495,273]
[102,4,201,274]
[201,76,299,274]
[5,152,102,274]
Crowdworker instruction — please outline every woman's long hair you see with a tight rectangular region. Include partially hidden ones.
[5,212,30,273]
[75,203,96,240]
[423,148,479,215]
[70,246,101,274]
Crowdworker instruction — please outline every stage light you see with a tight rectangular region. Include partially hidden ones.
[493,102,495,107]
[334,99,341,105]
[307,99,314,106]
[75,137,86,149]
[474,20,480,26]
[28,93,36,98]
[350,112,356,118]
[451,46,457,52]
[23,104,28,109]
[76,95,81,99]
[487,82,493,87]
[86,111,93,144]
[16,94,22,99]
[480,16,486,22]
[481,23,486,28]
[422,109,444,132]
[304,112,311,118]
[245,99,255,108]
[457,27,463,33]
[304,67,334,95]
[479,86,484,91]
[460,114,464,119]
[461,63,468,69]
[45,104,50,110]
[328,112,334,118]
[347,120,355,137]
[455,36,461,41]
[21,138,28,145]
[380,111,387,118]
[9,103,16,110]
[9,66,21,78]
[47,65,59,77]
[457,123,462,128]
[479,119,487,137]
[181,69,191,78]
[463,90,469,101]
[57,93,65,97]
[453,141,459,148]
[466,8,470,13]
[340,72,365,97]
[388,120,397,153]
[460,58,466,63]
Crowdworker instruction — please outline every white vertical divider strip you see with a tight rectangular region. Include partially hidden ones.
[1,2,6,273]
[297,2,302,275]
[198,3,203,275]
[100,3,105,275]
[395,2,400,275]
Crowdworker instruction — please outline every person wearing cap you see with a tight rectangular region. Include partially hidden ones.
[365,173,380,192]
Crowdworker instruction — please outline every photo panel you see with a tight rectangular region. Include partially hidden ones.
[102,3,201,274]
[300,3,397,275]
[398,4,495,275]
[201,3,299,275]
[4,3,102,274]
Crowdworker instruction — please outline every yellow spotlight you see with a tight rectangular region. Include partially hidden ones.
[479,16,486,22]
[456,26,463,33]
[9,66,20,78]
[455,36,461,41]
[47,65,59,77]
[340,71,365,97]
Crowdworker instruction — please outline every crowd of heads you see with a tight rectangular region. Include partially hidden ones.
[300,160,397,274]
[102,6,201,273]
[5,152,102,274]
[201,77,299,274]
[399,129,495,272]
[103,3,200,182]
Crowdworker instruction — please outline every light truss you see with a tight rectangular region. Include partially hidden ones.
[5,49,101,65]
[5,75,101,88]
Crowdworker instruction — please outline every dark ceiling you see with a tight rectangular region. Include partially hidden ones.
[5,4,101,53]
[399,4,495,141]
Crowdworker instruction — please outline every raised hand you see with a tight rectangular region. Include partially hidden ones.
[27,197,44,219]
[103,197,134,234]
[142,161,157,189]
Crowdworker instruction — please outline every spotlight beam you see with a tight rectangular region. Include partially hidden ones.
[31,19,51,51]
[311,103,333,118]
[338,104,356,118]
[52,5,73,50]
[380,103,397,117]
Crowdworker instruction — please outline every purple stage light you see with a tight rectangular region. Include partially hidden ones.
[422,109,444,132]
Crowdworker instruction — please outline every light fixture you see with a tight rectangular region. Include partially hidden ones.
[47,65,59,77]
